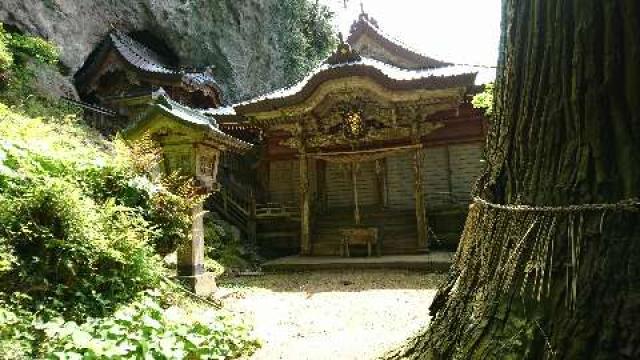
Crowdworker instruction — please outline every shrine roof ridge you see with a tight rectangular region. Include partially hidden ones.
[125,89,252,151]
[109,30,176,75]
[347,17,450,69]
[230,57,484,114]
[74,29,222,96]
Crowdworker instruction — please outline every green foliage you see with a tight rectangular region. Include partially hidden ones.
[0,104,211,316]
[204,219,257,272]
[5,31,59,66]
[0,25,13,72]
[0,107,162,319]
[0,293,36,359]
[0,291,259,359]
[472,82,494,116]
[148,172,207,257]
[270,0,336,85]
[38,291,260,359]
[1,177,162,313]
[0,23,74,119]
[0,101,259,359]
[0,25,259,358]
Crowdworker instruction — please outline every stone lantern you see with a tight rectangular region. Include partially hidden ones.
[124,89,251,295]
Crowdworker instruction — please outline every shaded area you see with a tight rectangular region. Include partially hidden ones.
[262,253,454,272]
[219,269,446,293]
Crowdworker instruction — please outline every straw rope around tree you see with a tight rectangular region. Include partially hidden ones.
[385,196,639,359]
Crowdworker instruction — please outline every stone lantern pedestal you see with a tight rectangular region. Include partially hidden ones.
[176,202,217,296]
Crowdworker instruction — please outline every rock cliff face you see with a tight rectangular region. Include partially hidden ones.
[0,0,329,101]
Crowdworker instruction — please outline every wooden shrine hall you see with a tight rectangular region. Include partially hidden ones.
[211,30,489,256]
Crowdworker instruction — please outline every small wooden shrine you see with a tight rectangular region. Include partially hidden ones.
[211,32,488,256]
[74,30,222,112]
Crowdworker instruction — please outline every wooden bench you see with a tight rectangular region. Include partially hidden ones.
[340,227,379,257]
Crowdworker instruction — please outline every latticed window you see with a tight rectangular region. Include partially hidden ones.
[199,155,215,176]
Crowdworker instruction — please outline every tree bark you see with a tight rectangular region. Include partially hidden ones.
[386,0,640,359]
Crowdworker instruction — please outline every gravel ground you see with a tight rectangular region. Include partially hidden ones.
[217,270,445,360]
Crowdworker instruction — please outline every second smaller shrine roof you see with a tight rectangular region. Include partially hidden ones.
[75,30,222,100]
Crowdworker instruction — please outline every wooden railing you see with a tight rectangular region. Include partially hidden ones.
[208,175,306,245]
[207,177,256,242]
[255,202,299,219]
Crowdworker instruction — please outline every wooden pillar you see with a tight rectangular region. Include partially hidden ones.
[299,152,311,255]
[351,162,361,225]
[414,148,428,251]
[445,145,453,197]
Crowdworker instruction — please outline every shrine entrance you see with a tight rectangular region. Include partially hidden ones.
[310,145,425,255]
[325,161,378,212]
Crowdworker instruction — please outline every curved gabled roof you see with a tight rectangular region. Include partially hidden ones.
[347,14,451,70]
[74,30,222,99]
[232,56,478,114]
[108,30,177,75]
[124,89,252,152]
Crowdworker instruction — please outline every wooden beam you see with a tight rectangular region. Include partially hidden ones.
[247,189,257,245]
[307,144,422,158]
[445,145,453,195]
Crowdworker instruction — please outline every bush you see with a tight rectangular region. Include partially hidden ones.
[0,293,36,359]
[204,220,251,272]
[0,25,13,73]
[0,290,260,360]
[0,100,259,359]
[0,105,191,318]
[5,31,59,66]
[0,23,76,118]
[38,291,260,359]
[0,153,162,319]
[472,82,494,116]
[0,22,58,68]
[0,27,260,357]
[147,172,205,257]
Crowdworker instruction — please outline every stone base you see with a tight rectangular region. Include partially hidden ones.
[176,272,217,296]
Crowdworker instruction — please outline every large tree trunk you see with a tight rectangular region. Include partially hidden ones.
[387,1,640,359]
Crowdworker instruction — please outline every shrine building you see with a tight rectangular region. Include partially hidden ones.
[207,12,492,257]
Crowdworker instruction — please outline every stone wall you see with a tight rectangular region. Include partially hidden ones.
[0,0,324,101]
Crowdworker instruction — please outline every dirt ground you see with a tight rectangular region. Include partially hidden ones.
[217,270,445,360]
